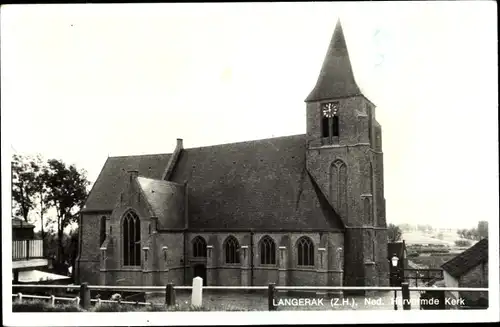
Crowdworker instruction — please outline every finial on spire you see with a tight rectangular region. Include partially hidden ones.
[305,19,362,102]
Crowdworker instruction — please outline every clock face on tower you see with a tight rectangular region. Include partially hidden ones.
[322,102,339,118]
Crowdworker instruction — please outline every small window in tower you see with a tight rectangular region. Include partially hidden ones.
[322,116,329,137]
[332,115,339,137]
[100,216,106,247]
[321,102,340,139]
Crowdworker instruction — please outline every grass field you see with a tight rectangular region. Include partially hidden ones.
[401,230,473,269]
[408,254,457,269]
[401,231,467,246]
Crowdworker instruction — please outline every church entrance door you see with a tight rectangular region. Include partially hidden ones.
[193,264,207,286]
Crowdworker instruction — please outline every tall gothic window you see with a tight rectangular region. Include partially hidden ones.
[224,236,240,264]
[100,216,107,247]
[297,236,314,266]
[192,236,207,258]
[321,102,340,139]
[259,235,276,265]
[122,210,141,266]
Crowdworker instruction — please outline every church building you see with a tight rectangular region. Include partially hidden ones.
[76,20,389,289]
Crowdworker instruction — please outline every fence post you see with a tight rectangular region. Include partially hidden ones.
[191,277,203,307]
[268,283,276,311]
[26,240,30,260]
[165,283,176,306]
[50,295,56,306]
[401,282,411,310]
[79,282,91,310]
[17,293,23,303]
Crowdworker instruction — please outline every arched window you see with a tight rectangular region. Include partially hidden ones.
[192,236,207,258]
[224,236,240,264]
[297,236,314,266]
[259,235,276,265]
[100,216,107,247]
[122,210,141,266]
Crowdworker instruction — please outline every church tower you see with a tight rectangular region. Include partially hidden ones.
[305,20,389,289]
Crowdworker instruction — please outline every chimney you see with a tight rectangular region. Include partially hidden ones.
[127,170,139,181]
[162,138,184,180]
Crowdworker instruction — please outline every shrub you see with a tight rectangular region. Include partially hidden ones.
[455,240,471,247]
[407,252,420,258]
[430,252,454,256]
[143,304,168,311]
[167,304,211,311]
[91,303,139,312]
[13,299,245,312]
[418,248,450,254]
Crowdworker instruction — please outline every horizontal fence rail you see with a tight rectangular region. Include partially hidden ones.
[13,284,81,290]
[12,282,489,311]
[275,286,400,291]
[12,293,81,306]
[90,299,153,306]
[408,287,488,292]
[87,285,166,291]
[402,268,444,287]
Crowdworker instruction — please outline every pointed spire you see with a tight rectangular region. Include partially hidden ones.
[305,19,361,102]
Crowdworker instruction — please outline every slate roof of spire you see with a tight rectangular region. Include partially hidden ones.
[305,20,362,102]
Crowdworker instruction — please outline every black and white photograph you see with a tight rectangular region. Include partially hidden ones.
[1,2,498,325]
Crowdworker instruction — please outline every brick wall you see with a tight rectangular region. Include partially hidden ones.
[306,96,370,148]
[84,220,368,287]
[78,211,109,284]
[443,270,459,300]
[459,261,488,303]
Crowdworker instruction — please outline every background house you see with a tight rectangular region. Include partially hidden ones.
[440,238,488,309]
[12,218,70,286]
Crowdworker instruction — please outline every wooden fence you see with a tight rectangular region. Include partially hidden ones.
[12,282,489,311]
[12,240,44,261]
[403,268,444,287]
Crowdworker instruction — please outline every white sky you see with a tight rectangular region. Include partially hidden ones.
[1,2,498,229]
